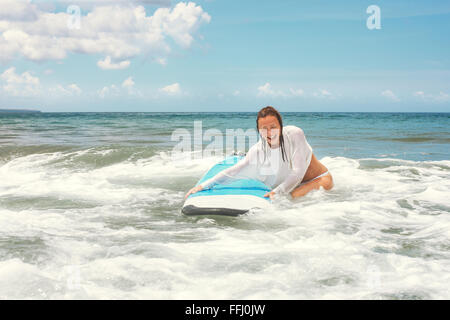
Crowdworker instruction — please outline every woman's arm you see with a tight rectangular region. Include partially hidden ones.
[185,146,258,199]
[271,127,312,195]
[199,151,253,189]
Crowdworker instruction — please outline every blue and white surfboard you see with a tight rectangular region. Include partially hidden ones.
[182,156,272,216]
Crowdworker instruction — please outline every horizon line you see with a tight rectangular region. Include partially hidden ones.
[5,111,449,114]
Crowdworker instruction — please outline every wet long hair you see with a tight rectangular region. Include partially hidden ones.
[256,106,287,162]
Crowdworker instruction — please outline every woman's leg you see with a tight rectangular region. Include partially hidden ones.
[290,174,333,199]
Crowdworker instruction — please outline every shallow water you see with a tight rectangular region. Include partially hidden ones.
[0,112,449,299]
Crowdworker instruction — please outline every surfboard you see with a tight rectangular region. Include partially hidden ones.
[182,155,272,216]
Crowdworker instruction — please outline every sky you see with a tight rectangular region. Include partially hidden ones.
[0,0,449,112]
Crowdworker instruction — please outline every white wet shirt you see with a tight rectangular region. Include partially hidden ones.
[200,125,313,194]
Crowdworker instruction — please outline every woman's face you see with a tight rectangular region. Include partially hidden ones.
[258,115,281,147]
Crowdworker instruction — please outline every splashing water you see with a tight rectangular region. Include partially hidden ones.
[0,112,449,299]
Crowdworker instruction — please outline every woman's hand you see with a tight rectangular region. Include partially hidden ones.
[184,185,203,200]
[264,191,276,200]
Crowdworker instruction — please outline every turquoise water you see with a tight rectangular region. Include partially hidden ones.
[1,112,448,160]
[0,112,449,299]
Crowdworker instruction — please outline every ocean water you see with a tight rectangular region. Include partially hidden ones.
[0,112,449,299]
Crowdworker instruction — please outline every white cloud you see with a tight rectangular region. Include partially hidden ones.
[68,84,82,95]
[1,66,85,97]
[122,76,135,89]
[257,83,309,98]
[257,83,274,96]
[159,82,181,95]
[0,0,39,22]
[435,92,450,102]
[98,77,140,98]
[413,90,449,103]
[97,56,131,70]
[50,83,82,96]
[289,88,304,96]
[307,88,339,101]
[381,89,400,102]
[257,82,287,97]
[122,76,141,95]
[156,57,167,66]
[312,89,333,99]
[156,2,211,48]
[54,0,172,11]
[98,86,109,99]
[0,1,211,66]
[98,84,119,99]
[233,90,240,96]
[0,66,40,96]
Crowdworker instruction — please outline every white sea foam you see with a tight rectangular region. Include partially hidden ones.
[0,150,449,299]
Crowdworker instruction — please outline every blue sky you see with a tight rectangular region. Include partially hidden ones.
[1,0,449,112]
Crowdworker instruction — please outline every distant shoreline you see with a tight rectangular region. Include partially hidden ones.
[0,108,41,113]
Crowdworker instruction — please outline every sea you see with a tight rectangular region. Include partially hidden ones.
[0,112,449,299]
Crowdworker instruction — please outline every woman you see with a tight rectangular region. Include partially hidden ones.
[185,106,333,200]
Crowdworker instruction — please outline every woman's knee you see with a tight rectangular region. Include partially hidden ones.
[320,174,333,190]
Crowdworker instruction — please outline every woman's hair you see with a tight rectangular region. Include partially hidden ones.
[256,106,287,162]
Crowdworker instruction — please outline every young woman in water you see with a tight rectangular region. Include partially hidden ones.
[185,106,333,200]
